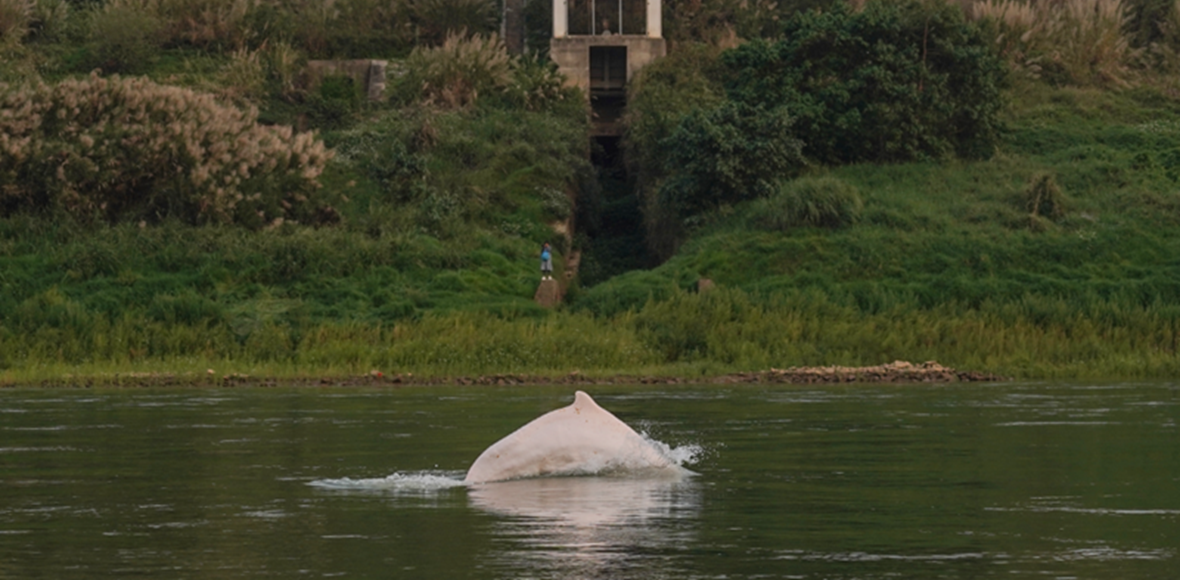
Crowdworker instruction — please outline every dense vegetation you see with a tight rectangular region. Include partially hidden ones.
[6,0,1180,383]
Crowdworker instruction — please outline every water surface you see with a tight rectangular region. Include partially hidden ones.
[1,382,1177,579]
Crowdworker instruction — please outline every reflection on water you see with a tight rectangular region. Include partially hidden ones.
[470,475,701,579]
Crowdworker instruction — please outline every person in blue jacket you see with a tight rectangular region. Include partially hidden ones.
[540,243,553,280]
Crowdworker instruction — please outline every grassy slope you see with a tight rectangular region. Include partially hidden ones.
[7,77,1180,381]
[572,81,1180,378]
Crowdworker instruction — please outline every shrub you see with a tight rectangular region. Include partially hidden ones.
[0,74,334,227]
[264,39,306,101]
[0,0,32,46]
[753,176,864,230]
[623,44,727,259]
[408,0,498,46]
[219,46,268,104]
[1123,0,1175,48]
[26,0,70,43]
[85,1,165,74]
[394,32,512,108]
[750,175,863,229]
[657,102,805,219]
[289,0,340,55]
[501,55,578,113]
[323,0,415,57]
[1024,171,1066,219]
[970,0,1136,87]
[306,73,366,129]
[723,0,1006,163]
[657,0,823,45]
[143,0,253,50]
[625,43,726,192]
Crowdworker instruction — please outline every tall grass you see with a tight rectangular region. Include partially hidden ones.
[101,0,254,50]
[0,0,31,47]
[395,32,512,109]
[970,0,1137,86]
[9,284,1180,382]
[750,176,864,231]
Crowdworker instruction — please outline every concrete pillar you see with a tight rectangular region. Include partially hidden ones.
[646,0,660,38]
[366,60,387,101]
[553,0,568,38]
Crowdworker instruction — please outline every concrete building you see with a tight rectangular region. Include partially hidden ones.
[549,0,666,135]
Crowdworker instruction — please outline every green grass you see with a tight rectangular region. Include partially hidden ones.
[8,76,1180,382]
[564,79,1180,378]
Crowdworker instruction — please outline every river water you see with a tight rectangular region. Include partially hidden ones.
[1,382,1177,579]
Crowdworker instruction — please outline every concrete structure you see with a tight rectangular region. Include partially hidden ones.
[550,0,665,136]
[534,278,562,308]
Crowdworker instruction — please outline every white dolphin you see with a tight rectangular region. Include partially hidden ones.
[464,391,680,484]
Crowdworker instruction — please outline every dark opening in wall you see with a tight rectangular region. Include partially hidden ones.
[590,46,627,92]
[589,46,627,136]
[576,136,651,286]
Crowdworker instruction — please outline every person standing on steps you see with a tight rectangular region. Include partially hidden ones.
[540,243,553,280]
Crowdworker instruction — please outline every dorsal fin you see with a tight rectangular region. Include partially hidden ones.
[573,391,595,407]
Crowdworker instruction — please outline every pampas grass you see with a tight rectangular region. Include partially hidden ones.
[970,0,1138,86]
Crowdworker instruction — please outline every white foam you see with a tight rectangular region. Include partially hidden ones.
[639,432,706,468]
[310,432,709,490]
[308,471,466,491]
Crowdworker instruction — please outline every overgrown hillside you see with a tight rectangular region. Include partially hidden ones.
[5,0,1180,382]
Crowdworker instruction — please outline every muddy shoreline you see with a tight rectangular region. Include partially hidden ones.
[13,361,1005,388]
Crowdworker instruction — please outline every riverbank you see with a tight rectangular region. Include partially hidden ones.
[5,361,1004,388]
[7,42,1180,382]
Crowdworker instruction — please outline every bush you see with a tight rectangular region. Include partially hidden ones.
[658,0,828,44]
[264,40,306,100]
[84,1,164,74]
[752,176,864,230]
[323,0,415,57]
[623,44,727,259]
[0,74,335,227]
[1024,171,1066,219]
[625,43,726,192]
[501,55,578,113]
[722,0,1006,163]
[970,0,1135,87]
[0,0,32,46]
[393,32,512,109]
[26,0,71,43]
[408,0,498,46]
[218,46,267,104]
[657,101,805,219]
[146,0,252,50]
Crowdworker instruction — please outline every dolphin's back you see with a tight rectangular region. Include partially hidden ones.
[464,391,673,483]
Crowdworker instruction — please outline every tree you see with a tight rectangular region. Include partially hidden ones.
[657,102,805,219]
[721,0,1006,164]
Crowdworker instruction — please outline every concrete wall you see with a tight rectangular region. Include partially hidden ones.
[548,36,666,93]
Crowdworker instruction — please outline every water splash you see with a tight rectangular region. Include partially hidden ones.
[639,431,707,468]
[309,433,708,490]
[308,471,466,492]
